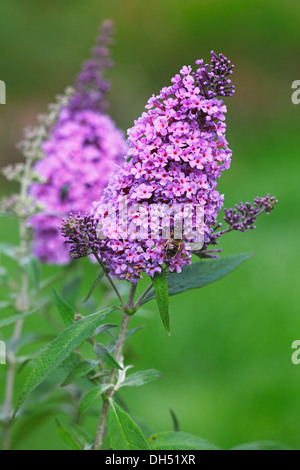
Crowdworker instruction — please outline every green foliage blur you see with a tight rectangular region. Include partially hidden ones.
[0,0,299,450]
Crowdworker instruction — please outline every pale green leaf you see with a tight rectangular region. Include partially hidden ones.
[231,441,292,450]
[148,431,220,450]
[121,369,164,388]
[0,305,41,329]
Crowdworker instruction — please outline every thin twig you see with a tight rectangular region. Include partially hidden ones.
[93,252,126,309]
[93,311,131,450]
[133,283,153,310]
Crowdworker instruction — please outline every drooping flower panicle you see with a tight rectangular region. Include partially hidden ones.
[29,21,127,265]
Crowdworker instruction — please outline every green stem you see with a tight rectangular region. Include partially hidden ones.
[2,159,32,450]
[133,283,153,310]
[93,283,137,451]
[93,252,126,309]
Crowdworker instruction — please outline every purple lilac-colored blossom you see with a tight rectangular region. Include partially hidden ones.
[199,194,278,258]
[29,21,127,265]
[63,51,235,282]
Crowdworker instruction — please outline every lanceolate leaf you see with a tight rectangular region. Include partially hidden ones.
[121,369,164,388]
[148,431,220,450]
[0,243,18,261]
[125,326,145,341]
[108,401,150,450]
[78,385,112,421]
[94,343,123,370]
[14,307,115,417]
[0,305,42,329]
[143,253,253,304]
[152,271,170,335]
[53,289,75,325]
[61,360,99,387]
[55,419,82,451]
[83,269,104,303]
[20,256,40,291]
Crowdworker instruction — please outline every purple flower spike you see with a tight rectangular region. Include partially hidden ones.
[80,52,235,283]
[69,20,115,114]
[29,21,127,265]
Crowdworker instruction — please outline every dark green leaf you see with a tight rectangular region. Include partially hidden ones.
[83,269,104,303]
[61,360,98,387]
[94,323,118,336]
[108,401,150,450]
[152,271,170,335]
[121,369,164,388]
[148,431,220,450]
[94,343,122,370]
[170,409,180,432]
[53,289,75,325]
[78,385,112,421]
[143,253,253,304]
[14,307,114,417]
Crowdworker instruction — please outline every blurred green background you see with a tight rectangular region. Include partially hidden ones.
[0,0,300,450]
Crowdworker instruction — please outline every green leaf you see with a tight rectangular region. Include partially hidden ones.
[152,271,170,335]
[20,256,40,290]
[94,323,118,336]
[13,307,114,417]
[125,325,145,341]
[121,369,164,388]
[94,343,123,370]
[61,360,98,387]
[83,269,104,303]
[55,419,82,450]
[0,301,13,310]
[0,211,16,219]
[0,305,41,328]
[231,441,293,450]
[143,253,253,304]
[148,432,220,450]
[53,289,75,325]
[78,385,112,421]
[170,409,180,432]
[62,274,83,305]
[108,401,150,450]
[0,243,18,261]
